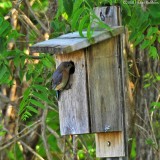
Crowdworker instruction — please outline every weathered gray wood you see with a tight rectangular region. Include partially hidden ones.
[29,26,124,54]
[96,132,125,157]
[93,6,119,27]
[93,6,127,159]
[55,50,90,135]
[86,37,122,132]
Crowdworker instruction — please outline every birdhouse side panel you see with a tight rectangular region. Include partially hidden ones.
[55,50,90,135]
[86,37,123,133]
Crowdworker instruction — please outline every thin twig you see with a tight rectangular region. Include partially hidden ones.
[78,135,93,160]
[18,9,44,39]
[48,106,59,113]
[136,113,148,127]
[4,0,23,20]
[73,135,78,160]
[20,140,45,160]
[47,126,59,139]
[25,0,49,33]
[125,28,140,78]
[41,105,53,160]
[5,55,44,60]
[144,99,158,150]
[63,136,66,160]
[151,94,160,121]
[0,120,41,151]
[135,123,150,137]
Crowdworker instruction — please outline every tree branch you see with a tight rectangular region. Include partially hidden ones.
[5,55,44,61]
[0,120,41,151]
[41,105,53,160]
[25,0,49,33]
[18,9,44,40]
[47,126,59,139]
[20,140,45,160]
[4,0,23,20]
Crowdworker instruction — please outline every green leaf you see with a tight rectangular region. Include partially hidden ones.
[0,131,6,136]
[129,30,140,42]
[121,3,131,17]
[21,114,29,121]
[158,36,160,43]
[32,91,48,102]
[144,73,152,81]
[0,20,11,36]
[134,34,144,46]
[0,17,3,25]
[30,99,45,109]
[71,8,84,30]
[19,88,31,114]
[87,22,93,40]
[147,27,158,37]
[148,5,160,18]
[0,64,7,80]
[151,102,160,108]
[27,106,39,114]
[25,111,32,117]
[156,75,160,81]
[32,84,48,93]
[79,15,89,37]
[72,0,83,13]
[63,0,73,17]
[145,138,155,146]
[144,83,151,88]
[149,46,158,59]
[23,88,31,100]
[140,40,150,49]
[42,58,53,68]
[34,77,44,83]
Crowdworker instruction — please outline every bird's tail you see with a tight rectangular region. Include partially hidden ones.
[56,90,60,101]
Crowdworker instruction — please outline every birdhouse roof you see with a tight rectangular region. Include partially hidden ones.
[30,26,124,54]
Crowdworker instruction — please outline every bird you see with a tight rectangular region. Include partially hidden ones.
[51,61,74,99]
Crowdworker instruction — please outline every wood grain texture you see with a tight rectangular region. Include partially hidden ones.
[55,50,90,135]
[86,37,122,133]
[29,26,124,54]
[95,132,125,157]
[93,6,119,27]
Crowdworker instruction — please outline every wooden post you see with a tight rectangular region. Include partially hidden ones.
[93,6,127,159]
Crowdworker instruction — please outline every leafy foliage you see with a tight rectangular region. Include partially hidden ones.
[122,4,160,59]
[51,0,111,38]
[19,55,56,120]
[0,0,160,159]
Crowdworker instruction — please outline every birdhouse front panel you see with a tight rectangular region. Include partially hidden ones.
[55,50,90,135]
[86,37,123,133]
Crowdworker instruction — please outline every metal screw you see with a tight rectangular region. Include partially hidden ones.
[107,141,111,147]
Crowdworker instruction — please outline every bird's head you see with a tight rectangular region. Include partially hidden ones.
[60,61,74,73]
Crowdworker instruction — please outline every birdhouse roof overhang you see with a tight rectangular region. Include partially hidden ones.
[30,26,124,54]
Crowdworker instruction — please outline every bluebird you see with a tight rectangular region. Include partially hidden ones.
[52,61,74,99]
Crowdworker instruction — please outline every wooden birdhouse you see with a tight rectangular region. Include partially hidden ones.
[30,6,127,158]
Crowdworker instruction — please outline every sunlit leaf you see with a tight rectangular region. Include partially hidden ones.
[27,106,39,114]
[140,40,150,49]
[144,83,151,88]
[149,46,158,59]
[30,99,45,109]
[147,27,158,37]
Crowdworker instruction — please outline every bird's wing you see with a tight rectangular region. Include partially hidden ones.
[52,71,63,90]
